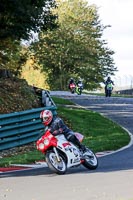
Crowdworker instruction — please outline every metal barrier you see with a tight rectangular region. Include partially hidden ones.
[0,106,57,151]
[115,88,133,95]
[32,87,56,107]
[42,90,56,107]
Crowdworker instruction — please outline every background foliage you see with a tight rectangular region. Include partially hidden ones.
[31,0,117,90]
[0,0,117,91]
[0,0,57,73]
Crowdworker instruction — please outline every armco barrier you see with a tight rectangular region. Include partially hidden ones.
[115,88,133,95]
[0,106,57,151]
[42,90,56,107]
[33,87,56,107]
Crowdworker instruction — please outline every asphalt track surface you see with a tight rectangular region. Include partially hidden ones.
[68,94,133,170]
[1,92,133,200]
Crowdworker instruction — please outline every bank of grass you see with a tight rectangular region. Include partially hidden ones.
[0,97,130,167]
[56,106,130,152]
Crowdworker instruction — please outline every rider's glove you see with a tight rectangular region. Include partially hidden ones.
[52,128,63,135]
[59,128,63,133]
[52,130,58,135]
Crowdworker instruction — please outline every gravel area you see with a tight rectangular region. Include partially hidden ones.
[0,142,36,158]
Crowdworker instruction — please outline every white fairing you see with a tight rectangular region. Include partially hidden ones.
[78,83,83,87]
[55,134,81,168]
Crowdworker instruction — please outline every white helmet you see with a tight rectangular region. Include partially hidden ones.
[40,110,53,126]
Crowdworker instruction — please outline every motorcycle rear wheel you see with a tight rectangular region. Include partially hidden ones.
[46,150,67,175]
[71,89,75,94]
[82,148,98,170]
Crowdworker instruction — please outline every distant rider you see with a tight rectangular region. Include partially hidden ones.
[105,77,114,97]
[77,79,83,88]
[68,78,75,89]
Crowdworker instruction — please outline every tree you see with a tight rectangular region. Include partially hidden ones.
[31,0,117,90]
[0,0,57,77]
[0,39,26,76]
[0,0,57,41]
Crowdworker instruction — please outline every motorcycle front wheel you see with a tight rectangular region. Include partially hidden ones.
[78,88,82,95]
[82,148,98,170]
[46,150,67,175]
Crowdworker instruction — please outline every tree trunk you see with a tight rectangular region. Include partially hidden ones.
[0,69,12,78]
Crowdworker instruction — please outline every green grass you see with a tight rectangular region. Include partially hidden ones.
[56,106,129,152]
[0,97,130,167]
[0,151,44,167]
[52,96,75,105]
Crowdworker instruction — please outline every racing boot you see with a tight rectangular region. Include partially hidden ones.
[67,134,86,153]
[79,144,87,153]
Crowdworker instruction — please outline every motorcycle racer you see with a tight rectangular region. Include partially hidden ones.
[76,79,83,95]
[68,78,76,94]
[104,77,114,97]
[40,109,86,152]
[68,78,75,89]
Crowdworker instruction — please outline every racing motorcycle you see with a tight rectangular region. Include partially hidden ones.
[76,83,83,95]
[36,129,98,175]
[69,83,76,94]
[105,83,113,97]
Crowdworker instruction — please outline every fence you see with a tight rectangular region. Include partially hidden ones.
[41,90,56,107]
[115,88,133,95]
[33,87,56,107]
[0,90,57,151]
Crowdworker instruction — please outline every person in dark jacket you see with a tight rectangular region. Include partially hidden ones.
[40,109,86,152]
[76,79,83,94]
[68,78,75,89]
[104,77,114,97]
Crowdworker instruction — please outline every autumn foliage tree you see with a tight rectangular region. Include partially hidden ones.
[31,0,117,90]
